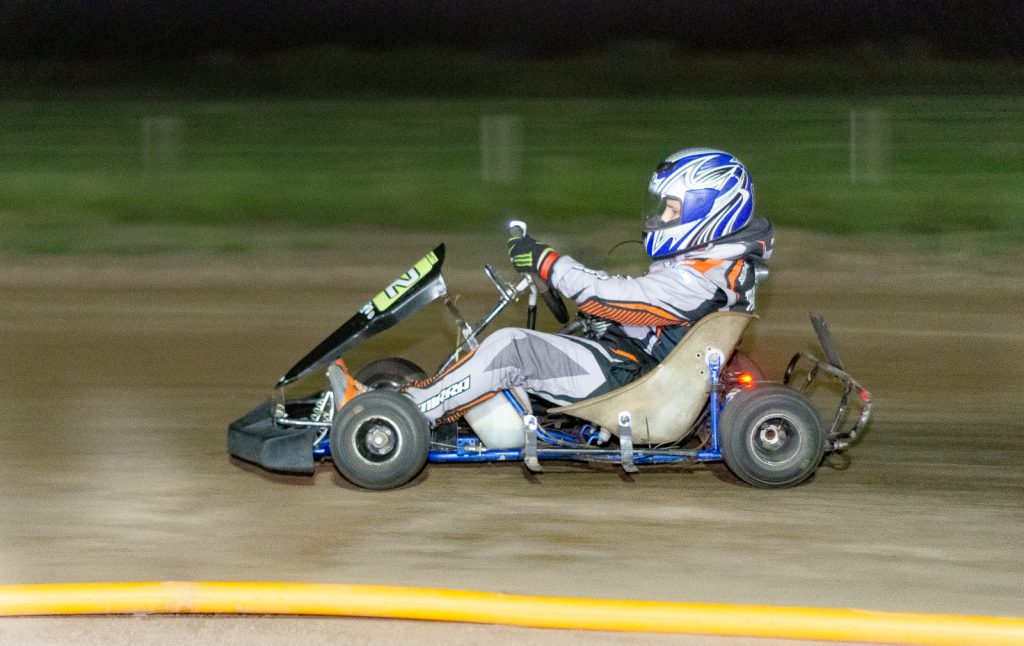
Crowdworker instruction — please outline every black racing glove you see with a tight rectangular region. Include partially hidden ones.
[507,235,560,281]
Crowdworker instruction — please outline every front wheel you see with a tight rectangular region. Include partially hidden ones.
[719,385,825,488]
[355,357,427,390]
[330,390,429,490]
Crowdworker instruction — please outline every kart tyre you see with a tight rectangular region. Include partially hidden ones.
[719,385,825,489]
[330,390,429,490]
[355,358,427,390]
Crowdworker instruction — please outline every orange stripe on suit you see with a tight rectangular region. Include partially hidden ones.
[437,391,498,424]
[407,347,478,389]
[726,260,744,290]
[579,300,685,327]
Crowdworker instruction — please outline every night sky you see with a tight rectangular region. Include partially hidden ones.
[1,1,1022,60]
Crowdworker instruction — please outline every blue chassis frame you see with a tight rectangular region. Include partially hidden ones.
[310,353,728,467]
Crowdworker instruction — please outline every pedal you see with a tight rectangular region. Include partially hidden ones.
[523,414,543,473]
[618,411,639,474]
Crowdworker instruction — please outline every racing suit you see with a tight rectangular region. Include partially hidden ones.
[403,216,774,425]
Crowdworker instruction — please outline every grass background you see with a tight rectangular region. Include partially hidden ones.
[1,49,1022,254]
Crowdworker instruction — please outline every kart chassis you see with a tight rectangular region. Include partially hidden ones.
[252,242,871,477]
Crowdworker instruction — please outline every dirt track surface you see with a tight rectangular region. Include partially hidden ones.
[1,230,1022,643]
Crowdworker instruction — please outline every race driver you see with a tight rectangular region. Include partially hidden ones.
[346,149,775,426]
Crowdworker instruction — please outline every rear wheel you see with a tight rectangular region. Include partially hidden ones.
[719,385,825,488]
[330,390,429,490]
[355,357,427,390]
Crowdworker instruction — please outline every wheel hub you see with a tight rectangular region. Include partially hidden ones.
[364,424,396,455]
[758,423,788,451]
[747,413,802,468]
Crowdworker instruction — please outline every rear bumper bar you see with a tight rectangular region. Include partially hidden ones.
[784,313,872,451]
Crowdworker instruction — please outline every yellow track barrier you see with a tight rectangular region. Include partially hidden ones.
[1,582,1023,645]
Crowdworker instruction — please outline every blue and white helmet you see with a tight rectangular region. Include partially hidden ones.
[642,149,754,258]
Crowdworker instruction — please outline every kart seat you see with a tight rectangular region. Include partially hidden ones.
[549,311,754,445]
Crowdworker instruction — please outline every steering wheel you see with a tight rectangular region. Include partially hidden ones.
[508,220,569,324]
[541,280,570,324]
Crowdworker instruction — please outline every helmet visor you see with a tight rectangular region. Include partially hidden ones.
[641,193,684,232]
[642,188,719,232]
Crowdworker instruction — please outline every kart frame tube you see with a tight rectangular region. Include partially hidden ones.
[427,448,723,464]
[312,382,728,464]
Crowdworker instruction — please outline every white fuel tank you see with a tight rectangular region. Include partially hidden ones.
[463,387,529,449]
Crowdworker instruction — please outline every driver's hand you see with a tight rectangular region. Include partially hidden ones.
[508,234,560,281]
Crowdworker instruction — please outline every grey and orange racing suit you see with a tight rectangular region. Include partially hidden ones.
[403,217,774,425]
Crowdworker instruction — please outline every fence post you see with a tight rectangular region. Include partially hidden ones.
[849,110,890,185]
[142,116,182,173]
[480,114,521,185]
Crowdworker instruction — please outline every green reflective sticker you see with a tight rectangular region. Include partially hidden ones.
[370,251,439,312]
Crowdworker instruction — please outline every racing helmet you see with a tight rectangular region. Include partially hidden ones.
[642,149,754,258]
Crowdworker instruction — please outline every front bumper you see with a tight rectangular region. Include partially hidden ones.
[227,400,316,474]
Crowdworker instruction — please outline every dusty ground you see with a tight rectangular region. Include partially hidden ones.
[0,230,1022,644]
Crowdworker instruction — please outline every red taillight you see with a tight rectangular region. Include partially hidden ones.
[737,372,754,386]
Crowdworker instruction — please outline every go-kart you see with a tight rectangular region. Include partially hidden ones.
[228,223,871,490]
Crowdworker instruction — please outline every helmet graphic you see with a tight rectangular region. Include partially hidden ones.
[642,149,754,258]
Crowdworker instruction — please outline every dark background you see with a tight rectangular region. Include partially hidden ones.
[3,1,1022,61]
[1,3,1021,245]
